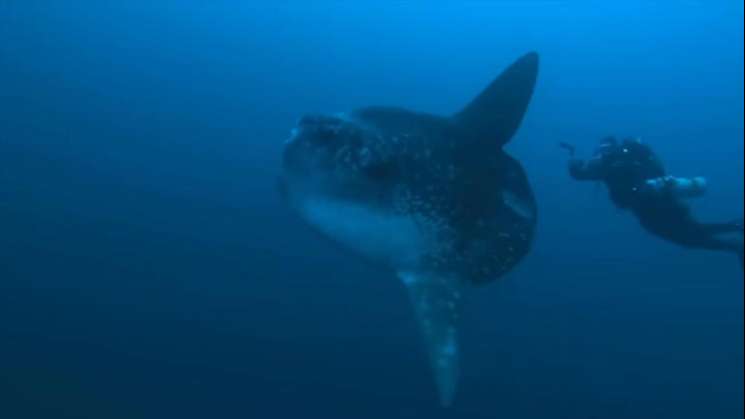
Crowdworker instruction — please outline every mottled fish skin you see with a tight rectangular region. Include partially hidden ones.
[357,106,536,284]
[280,52,540,406]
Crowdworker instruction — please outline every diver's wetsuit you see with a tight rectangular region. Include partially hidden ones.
[569,137,744,266]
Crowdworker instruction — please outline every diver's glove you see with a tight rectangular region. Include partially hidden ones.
[559,142,576,157]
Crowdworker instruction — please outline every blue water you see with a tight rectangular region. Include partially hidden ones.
[1,2,742,418]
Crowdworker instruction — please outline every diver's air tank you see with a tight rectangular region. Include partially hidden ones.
[645,176,708,199]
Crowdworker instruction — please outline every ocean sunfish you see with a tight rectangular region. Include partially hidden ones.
[279,52,540,406]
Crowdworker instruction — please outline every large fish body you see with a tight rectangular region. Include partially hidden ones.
[280,53,539,406]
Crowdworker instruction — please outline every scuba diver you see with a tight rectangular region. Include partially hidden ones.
[561,136,744,268]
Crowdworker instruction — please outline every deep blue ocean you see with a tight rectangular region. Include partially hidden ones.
[1,2,743,418]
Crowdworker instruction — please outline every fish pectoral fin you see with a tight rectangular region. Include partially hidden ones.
[398,271,465,407]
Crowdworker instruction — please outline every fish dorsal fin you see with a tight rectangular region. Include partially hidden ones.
[453,52,539,148]
[398,271,466,407]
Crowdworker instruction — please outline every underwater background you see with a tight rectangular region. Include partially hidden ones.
[1,2,742,418]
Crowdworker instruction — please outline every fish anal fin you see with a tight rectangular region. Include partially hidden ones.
[398,271,465,407]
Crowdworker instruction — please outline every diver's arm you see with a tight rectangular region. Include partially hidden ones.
[568,157,604,181]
